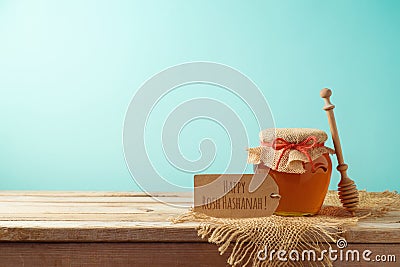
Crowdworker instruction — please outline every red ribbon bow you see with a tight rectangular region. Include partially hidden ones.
[261,136,323,171]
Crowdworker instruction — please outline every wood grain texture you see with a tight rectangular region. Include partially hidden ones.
[0,243,229,267]
[0,192,399,243]
[0,243,397,267]
[0,191,399,266]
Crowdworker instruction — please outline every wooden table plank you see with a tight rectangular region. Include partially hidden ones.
[0,191,193,197]
[0,243,398,267]
[0,191,399,267]
[1,221,400,243]
[0,196,193,204]
[0,192,399,245]
[0,242,228,267]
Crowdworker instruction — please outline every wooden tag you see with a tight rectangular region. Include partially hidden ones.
[194,174,280,218]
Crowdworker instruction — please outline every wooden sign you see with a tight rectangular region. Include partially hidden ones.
[194,174,280,218]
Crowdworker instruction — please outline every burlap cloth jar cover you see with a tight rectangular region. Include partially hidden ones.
[247,128,335,173]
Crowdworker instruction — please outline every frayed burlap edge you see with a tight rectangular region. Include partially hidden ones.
[247,146,335,174]
[171,190,400,267]
[248,128,335,174]
[321,190,400,217]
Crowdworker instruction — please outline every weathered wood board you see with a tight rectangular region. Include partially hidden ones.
[0,191,398,267]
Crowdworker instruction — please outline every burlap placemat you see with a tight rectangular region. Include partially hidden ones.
[171,190,400,267]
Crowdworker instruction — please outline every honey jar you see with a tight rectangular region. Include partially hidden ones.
[248,128,334,216]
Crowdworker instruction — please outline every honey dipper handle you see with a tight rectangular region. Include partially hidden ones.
[321,88,358,214]
[320,88,347,177]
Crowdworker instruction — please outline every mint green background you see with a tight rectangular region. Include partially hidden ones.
[0,0,399,191]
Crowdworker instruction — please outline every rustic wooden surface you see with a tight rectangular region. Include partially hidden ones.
[0,191,399,267]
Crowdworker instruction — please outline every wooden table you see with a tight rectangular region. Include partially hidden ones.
[0,191,399,267]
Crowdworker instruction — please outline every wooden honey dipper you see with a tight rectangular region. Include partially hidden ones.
[320,88,359,215]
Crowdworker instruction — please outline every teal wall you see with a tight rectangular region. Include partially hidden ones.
[1,0,399,191]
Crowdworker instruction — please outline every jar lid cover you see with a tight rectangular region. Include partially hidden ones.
[248,128,334,174]
[260,128,328,144]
